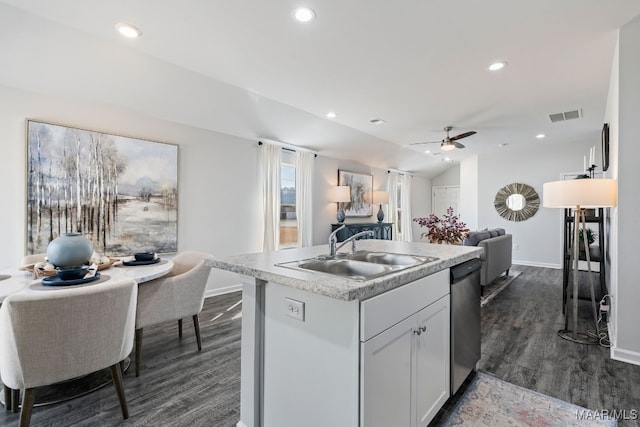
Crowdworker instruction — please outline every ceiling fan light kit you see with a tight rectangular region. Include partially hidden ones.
[441,142,456,151]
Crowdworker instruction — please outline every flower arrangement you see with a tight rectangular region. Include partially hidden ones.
[413,207,470,244]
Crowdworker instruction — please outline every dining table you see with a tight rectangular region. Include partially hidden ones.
[0,256,174,409]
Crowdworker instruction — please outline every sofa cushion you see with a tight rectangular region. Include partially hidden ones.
[463,230,491,246]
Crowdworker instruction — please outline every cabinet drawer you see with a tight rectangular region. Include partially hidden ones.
[360,269,449,342]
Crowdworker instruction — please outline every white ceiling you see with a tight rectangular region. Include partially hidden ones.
[1,0,639,177]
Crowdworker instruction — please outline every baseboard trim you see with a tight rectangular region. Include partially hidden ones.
[611,346,640,367]
[512,261,562,269]
[205,283,242,299]
[236,422,248,427]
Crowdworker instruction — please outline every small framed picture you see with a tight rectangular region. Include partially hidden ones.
[601,123,609,172]
[338,170,373,217]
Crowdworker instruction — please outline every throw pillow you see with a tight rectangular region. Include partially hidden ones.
[463,230,491,246]
[488,229,499,238]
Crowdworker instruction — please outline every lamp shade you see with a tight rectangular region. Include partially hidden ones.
[373,190,389,204]
[330,186,351,203]
[543,179,617,208]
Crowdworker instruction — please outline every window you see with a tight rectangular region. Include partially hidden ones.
[396,181,403,235]
[279,150,297,248]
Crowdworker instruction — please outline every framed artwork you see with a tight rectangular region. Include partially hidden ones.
[338,170,373,217]
[601,123,609,172]
[26,120,178,256]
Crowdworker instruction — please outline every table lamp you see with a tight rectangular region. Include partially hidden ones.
[373,191,389,223]
[543,178,617,344]
[330,186,351,223]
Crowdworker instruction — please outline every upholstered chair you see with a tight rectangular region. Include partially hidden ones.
[134,251,213,376]
[20,254,46,266]
[0,278,137,426]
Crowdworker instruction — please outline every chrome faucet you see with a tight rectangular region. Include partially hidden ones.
[329,226,375,257]
[329,225,346,257]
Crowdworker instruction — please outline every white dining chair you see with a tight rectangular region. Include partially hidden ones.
[0,278,137,426]
[134,251,213,376]
[20,254,46,266]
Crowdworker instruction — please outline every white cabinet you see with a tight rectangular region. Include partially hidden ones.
[360,270,450,427]
[259,269,450,427]
[414,297,450,426]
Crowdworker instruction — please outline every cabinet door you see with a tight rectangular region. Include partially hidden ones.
[414,296,450,427]
[360,315,415,427]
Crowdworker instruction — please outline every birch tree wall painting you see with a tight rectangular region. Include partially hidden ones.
[26,120,178,256]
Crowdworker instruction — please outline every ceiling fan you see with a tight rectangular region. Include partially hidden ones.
[410,126,477,151]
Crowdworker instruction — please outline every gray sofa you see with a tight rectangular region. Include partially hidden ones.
[463,228,512,294]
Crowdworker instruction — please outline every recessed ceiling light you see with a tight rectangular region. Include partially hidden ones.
[425,149,432,154]
[488,61,507,71]
[498,143,508,148]
[370,118,386,125]
[115,22,142,39]
[536,133,546,139]
[326,112,336,119]
[293,7,316,22]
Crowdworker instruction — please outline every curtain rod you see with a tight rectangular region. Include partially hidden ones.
[258,140,317,157]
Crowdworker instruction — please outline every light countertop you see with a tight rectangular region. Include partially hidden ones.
[206,240,483,301]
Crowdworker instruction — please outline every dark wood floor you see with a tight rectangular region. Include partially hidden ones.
[2,266,639,426]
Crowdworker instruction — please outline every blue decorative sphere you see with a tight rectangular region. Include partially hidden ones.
[46,233,93,267]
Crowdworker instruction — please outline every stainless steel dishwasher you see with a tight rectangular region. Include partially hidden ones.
[450,258,482,394]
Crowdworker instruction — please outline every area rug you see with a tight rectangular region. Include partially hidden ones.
[441,372,616,426]
[480,270,521,307]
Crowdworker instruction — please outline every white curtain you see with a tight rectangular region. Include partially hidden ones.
[259,142,281,251]
[399,174,413,242]
[387,172,399,240]
[295,151,314,247]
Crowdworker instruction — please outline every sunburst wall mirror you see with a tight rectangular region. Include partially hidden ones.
[494,183,540,222]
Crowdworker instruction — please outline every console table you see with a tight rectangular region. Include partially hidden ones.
[331,223,393,242]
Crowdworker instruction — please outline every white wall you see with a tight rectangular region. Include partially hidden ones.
[0,84,262,295]
[477,141,596,267]
[1,84,428,295]
[311,157,431,244]
[611,15,640,363]
[432,165,460,187]
[459,156,479,231]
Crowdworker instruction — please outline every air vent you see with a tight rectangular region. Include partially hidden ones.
[549,109,582,122]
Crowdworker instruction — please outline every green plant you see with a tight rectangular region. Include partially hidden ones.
[579,228,597,246]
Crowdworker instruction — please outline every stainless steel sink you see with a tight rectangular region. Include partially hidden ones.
[345,251,437,267]
[276,251,439,281]
[296,259,394,280]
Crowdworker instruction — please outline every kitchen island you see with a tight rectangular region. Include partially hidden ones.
[207,240,482,427]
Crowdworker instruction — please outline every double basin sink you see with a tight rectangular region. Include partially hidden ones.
[276,251,439,281]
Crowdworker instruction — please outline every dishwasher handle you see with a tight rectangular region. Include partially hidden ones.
[450,258,482,283]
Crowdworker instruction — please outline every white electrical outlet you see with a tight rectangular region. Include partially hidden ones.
[285,297,305,321]
[513,243,519,251]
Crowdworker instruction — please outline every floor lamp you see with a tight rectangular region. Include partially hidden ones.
[543,178,617,344]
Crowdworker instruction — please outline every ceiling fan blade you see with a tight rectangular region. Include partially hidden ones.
[409,140,442,146]
[450,131,477,141]
[454,141,466,149]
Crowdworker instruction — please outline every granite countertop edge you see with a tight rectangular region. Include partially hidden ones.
[207,241,483,301]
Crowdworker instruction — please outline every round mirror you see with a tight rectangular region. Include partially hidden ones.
[494,183,540,222]
[506,194,526,211]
